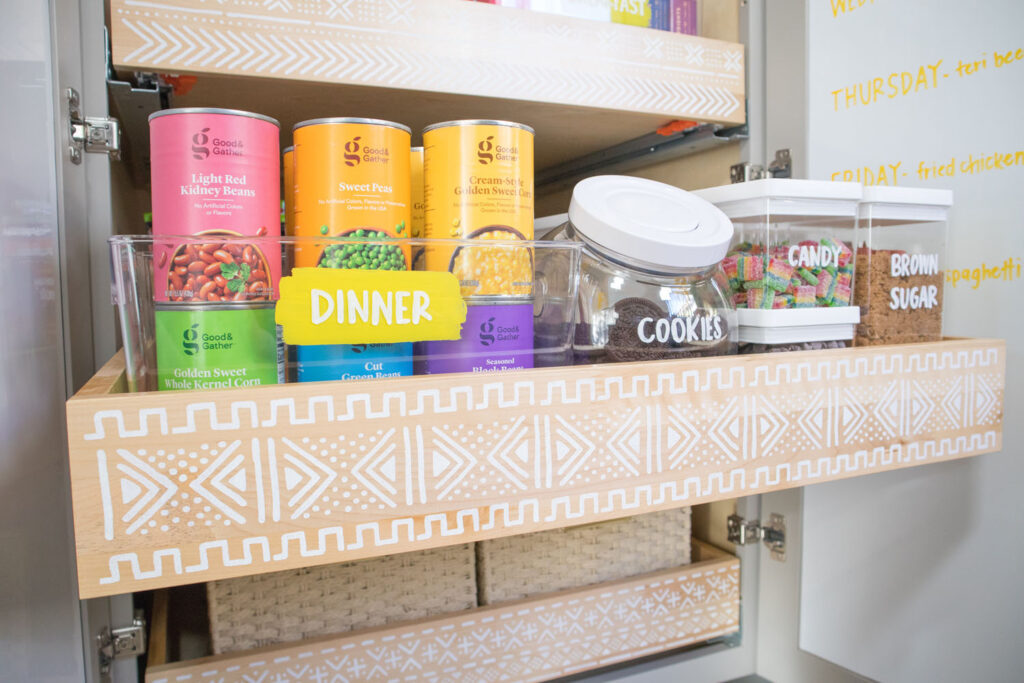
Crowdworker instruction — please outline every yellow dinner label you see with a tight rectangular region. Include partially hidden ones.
[276,269,467,345]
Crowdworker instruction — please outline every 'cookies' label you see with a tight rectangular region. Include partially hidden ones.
[637,314,724,344]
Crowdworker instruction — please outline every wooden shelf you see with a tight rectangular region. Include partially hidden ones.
[66,338,1004,598]
[109,0,745,170]
[145,542,738,683]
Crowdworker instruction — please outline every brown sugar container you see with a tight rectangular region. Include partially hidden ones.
[854,186,952,345]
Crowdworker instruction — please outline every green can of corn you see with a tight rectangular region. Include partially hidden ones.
[155,303,283,390]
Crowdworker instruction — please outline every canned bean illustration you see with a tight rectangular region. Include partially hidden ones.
[423,120,534,296]
[150,108,281,303]
[292,117,411,267]
[155,303,282,390]
[161,237,274,303]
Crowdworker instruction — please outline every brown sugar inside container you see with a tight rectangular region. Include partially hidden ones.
[854,186,952,346]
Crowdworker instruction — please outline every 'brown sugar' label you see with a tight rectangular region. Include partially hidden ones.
[889,252,940,310]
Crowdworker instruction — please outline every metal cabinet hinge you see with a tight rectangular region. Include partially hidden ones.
[730,148,792,183]
[97,614,146,677]
[67,87,121,164]
[727,513,786,561]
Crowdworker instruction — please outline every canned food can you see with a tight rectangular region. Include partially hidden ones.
[292,118,413,380]
[419,299,534,374]
[423,120,534,297]
[296,343,414,382]
[411,147,425,239]
[411,146,426,271]
[292,117,411,267]
[283,145,294,236]
[149,108,282,303]
[155,303,282,390]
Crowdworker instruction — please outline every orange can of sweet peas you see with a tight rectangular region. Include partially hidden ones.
[292,118,411,268]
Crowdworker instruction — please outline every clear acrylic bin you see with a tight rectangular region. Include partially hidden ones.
[695,179,862,343]
[855,187,951,346]
[110,235,581,392]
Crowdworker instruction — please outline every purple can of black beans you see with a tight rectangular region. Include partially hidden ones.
[419,298,534,374]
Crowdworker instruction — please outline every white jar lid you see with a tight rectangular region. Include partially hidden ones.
[568,176,734,269]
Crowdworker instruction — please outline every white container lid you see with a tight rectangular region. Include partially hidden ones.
[738,306,861,328]
[738,322,856,344]
[859,186,953,223]
[568,176,733,269]
[737,306,861,343]
[694,179,862,220]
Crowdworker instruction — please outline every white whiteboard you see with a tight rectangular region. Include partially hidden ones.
[799,1,1024,681]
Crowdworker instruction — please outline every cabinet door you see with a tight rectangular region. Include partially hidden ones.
[8,0,132,680]
[763,0,1024,680]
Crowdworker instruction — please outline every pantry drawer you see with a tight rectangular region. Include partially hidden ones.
[65,338,1003,598]
[109,0,746,142]
[144,541,739,683]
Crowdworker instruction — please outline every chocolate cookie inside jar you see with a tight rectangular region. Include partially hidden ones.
[547,176,737,364]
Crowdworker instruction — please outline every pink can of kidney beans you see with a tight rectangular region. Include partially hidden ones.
[149,108,281,303]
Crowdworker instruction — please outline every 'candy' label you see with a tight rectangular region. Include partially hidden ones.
[788,244,841,269]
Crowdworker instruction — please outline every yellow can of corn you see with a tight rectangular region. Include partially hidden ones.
[423,120,534,297]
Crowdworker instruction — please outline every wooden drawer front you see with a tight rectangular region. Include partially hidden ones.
[109,0,745,124]
[147,545,739,683]
[67,338,1004,597]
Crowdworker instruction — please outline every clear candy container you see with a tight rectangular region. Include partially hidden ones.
[546,176,737,363]
[694,179,862,344]
[855,186,951,346]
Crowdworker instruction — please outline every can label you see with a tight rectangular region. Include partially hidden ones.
[158,238,280,304]
[155,305,280,390]
[293,121,411,267]
[410,148,425,239]
[283,148,295,236]
[423,122,534,297]
[421,303,534,374]
[296,343,412,382]
[150,111,281,303]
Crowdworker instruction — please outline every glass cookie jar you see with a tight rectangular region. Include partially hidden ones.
[546,175,737,364]
[855,186,952,345]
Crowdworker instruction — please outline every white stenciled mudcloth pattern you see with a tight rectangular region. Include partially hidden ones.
[147,558,740,683]
[108,0,744,122]
[68,341,1004,596]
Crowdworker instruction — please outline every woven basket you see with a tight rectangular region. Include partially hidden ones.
[477,508,691,605]
[207,544,476,654]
